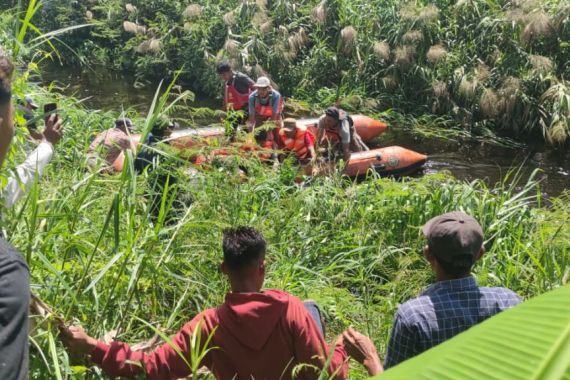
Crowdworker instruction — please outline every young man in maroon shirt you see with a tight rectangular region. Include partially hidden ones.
[60,227,382,379]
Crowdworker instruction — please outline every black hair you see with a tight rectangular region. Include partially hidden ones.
[222,227,266,271]
[217,62,232,74]
[434,255,474,279]
[324,106,340,120]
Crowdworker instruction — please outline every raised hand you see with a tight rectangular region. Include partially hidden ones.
[43,114,64,145]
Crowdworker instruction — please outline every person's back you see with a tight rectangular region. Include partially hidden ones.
[385,277,520,368]
[183,289,343,379]
[62,227,359,380]
[87,127,130,165]
[383,212,521,369]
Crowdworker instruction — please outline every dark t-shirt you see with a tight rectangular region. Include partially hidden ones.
[227,72,254,95]
[0,238,29,380]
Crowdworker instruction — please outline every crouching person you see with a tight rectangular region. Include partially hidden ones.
[60,227,380,379]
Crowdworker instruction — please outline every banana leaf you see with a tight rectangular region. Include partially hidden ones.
[376,284,570,380]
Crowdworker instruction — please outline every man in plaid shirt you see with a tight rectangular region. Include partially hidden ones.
[346,212,522,371]
[383,211,521,368]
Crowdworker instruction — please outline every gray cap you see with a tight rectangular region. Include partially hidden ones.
[115,117,133,128]
[24,94,39,109]
[422,211,484,262]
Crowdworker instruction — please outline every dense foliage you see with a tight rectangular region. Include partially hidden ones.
[2,0,569,143]
[0,78,569,378]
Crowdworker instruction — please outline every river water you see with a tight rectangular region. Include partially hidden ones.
[39,65,569,198]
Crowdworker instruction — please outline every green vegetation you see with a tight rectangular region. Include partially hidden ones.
[2,0,569,143]
[1,0,569,379]
[0,79,568,379]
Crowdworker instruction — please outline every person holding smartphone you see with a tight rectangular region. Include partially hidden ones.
[2,101,64,208]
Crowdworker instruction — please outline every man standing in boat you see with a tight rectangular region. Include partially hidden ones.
[316,106,368,162]
[217,62,254,140]
[247,76,283,151]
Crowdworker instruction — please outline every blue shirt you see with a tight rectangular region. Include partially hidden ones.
[384,276,521,369]
[248,89,282,117]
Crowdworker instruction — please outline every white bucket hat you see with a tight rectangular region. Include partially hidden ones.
[253,76,271,88]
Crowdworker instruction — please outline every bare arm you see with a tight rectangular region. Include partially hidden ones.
[0,55,15,168]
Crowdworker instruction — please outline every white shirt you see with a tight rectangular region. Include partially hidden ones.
[2,141,54,208]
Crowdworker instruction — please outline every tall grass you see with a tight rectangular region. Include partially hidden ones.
[1,81,568,378]
[16,0,570,144]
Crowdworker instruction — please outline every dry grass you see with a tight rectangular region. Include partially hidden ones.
[256,0,268,11]
[433,81,449,98]
[381,75,398,90]
[522,11,554,43]
[475,63,491,82]
[547,121,569,144]
[223,11,236,26]
[183,4,203,20]
[419,4,440,22]
[136,38,161,54]
[224,39,240,57]
[394,45,415,70]
[402,30,424,44]
[458,77,477,99]
[85,10,93,20]
[399,3,417,20]
[426,44,447,64]
[312,1,328,25]
[529,54,554,74]
[125,4,137,13]
[252,11,269,27]
[373,41,391,61]
[123,21,146,35]
[260,19,273,34]
[287,28,308,57]
[340,26,357,55]
[480,88,505,118]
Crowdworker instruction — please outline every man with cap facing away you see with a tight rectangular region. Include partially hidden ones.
[345,211,521,370]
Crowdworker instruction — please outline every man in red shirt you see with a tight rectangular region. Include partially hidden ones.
[60,227,381,379]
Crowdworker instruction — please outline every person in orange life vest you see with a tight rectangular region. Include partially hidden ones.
[278,118,318,169]
[316,106,368,162]
[217,62,254,140]
[247,76,283,152]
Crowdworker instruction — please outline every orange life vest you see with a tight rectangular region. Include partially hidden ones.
[225,81,251,111]
[253,92,283,118]
[278,125,313,160]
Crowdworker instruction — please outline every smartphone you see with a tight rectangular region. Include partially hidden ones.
[44,103,57,122]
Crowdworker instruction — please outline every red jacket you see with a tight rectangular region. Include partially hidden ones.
[91,290,348,379]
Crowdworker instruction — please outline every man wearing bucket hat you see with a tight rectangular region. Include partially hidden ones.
[247,76,283,150]
[344,211,521,370]
[278,118,317,167]
[316,106,368,162]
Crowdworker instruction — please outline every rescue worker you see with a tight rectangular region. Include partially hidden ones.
[217,62,254,139]
[247,76,283,151]
[278,118,317,167]
[316,106,368,162]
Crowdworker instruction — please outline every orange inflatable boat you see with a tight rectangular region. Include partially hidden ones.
[111,115,388,172]
[304,146,427,177]
[153,114,387,150]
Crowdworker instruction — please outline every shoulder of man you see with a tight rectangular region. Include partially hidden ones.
[0,238,27,264]
[478,286,522,307]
